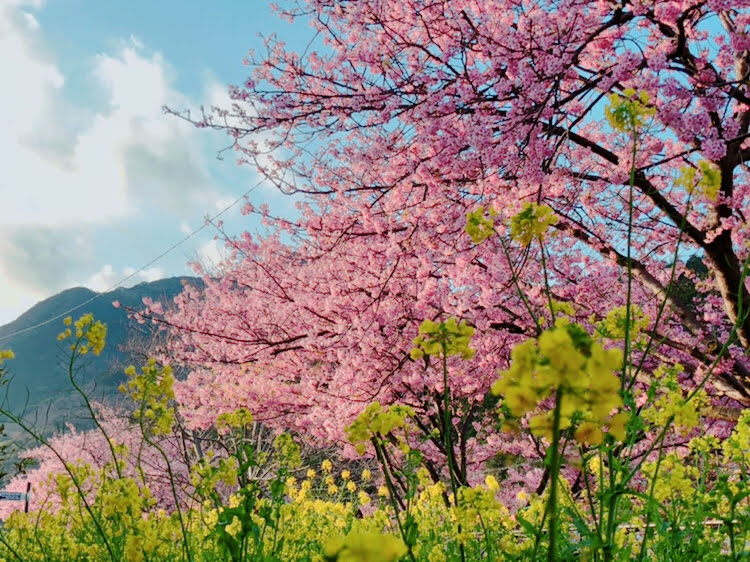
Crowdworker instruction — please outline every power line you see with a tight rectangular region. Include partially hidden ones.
[0,179,267,343]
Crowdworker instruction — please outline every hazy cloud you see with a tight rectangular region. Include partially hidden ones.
[0,226,92,294]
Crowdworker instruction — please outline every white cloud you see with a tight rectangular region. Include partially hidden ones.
[193,238,228,274]
[214,195,237,212]
[0,2,306,327]
[84,265,166,292]
[0,282,45,327]
[22,11,39,30]
[0,8,218,227]
[203,83,279,189]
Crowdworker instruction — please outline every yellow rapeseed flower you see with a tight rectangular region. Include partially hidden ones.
[493,319,623,444]
[605,88,655,133]
[607,412,629,441]
[465,205,497,244]
[225,515,243,537]
[324,530,407,562]
[0,349,14,366]
[509,203,558,246]
[357,490,371,506]
[410,317,475,360]
[575,422,604,446]
[484,474,500,492]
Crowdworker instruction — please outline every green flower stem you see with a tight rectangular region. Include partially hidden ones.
[0,532,26,562]
[626,191,694,392]
[578,446,604,542]
[67,338,123,480]
[546,388,564,562]
[498,235,542,334]
[441,343,466,562]
[135,376,193,562]
[538,237,556,326]
[621,130,638,393]
[635,426,670,562]
[603,448,621,562]
[372,439,416,562]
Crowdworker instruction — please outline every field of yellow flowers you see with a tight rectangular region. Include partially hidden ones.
[0,308,747,561]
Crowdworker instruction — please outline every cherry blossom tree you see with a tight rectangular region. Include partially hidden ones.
[0,405,192,518]
[153,0,750,483]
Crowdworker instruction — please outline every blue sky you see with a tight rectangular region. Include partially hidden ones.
[0,1,313,324]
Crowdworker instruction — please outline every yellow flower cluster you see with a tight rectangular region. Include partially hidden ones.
[99,476,149,522]
[216,407,254,434]
[120,359,176,436]
[641,453,701,504]
[605,88,655,133]
[191,455,239,493]
[273,432,303,469]
[454,479,512,537]
[4,458,189,562]
[596,304,650,341]
[346,402,415,455]
[57,314,107,355]
[492,318,625,444]
[0,349,14,366]
[547,299,576,319]
[676,160,722,201]
[323,529,407,562]
[224,515,243,537]
[722,410,750,465]
[465,205,497,244]
[509,203,558,246]
[410,317,475,360]
[641,364,706,435]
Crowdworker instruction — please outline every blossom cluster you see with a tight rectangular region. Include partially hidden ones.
[410,318,476,360]
[346,402,415,455]
[120,360,176,436]
[57,313,107,356]
[492,318,627,445]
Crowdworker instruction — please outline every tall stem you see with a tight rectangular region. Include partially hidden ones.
[622,130,638,392]
[67,343,122,480]
[539,238,556,325]
[373,440,416,562]
[441,345,466,562]
[499,236,542,334]
[442,349,458,494]
[546,388,564,562]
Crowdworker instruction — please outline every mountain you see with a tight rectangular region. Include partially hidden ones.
[0,277,200,430]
